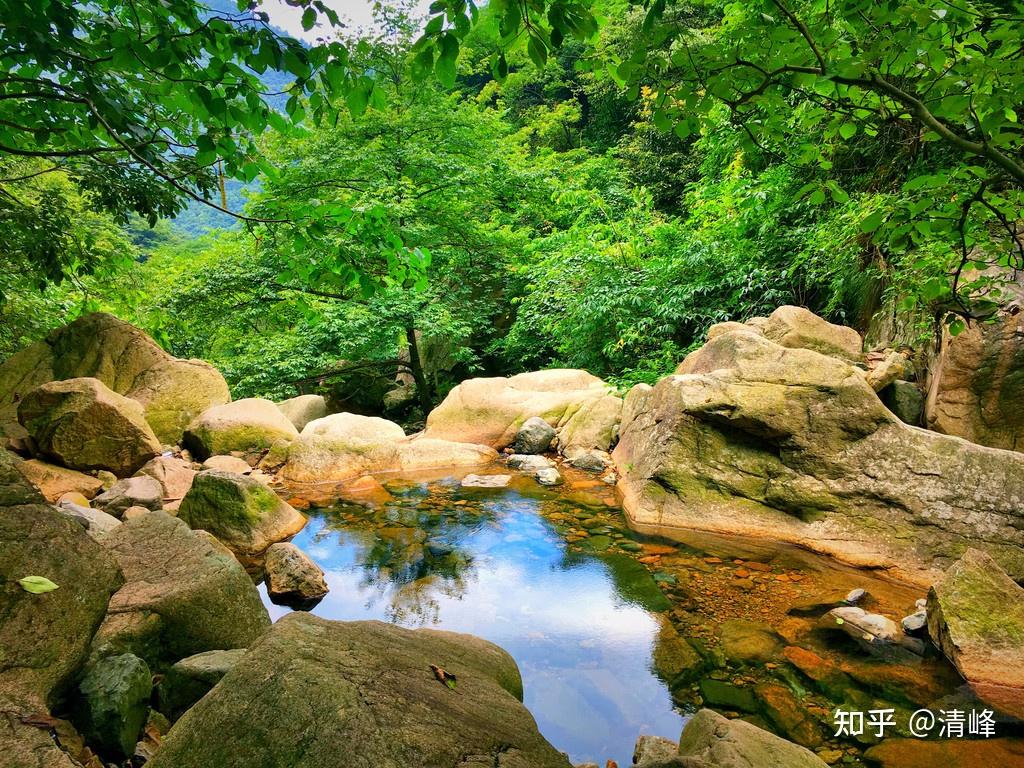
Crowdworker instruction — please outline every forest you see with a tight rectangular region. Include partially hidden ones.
[3,0,1021,420]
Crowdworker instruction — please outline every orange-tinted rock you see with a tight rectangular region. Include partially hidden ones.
[863,738,1024,768]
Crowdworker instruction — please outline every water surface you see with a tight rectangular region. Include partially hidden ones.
[261,474,684,766]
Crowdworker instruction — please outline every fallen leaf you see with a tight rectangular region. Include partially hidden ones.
[430,664,457,690]
[19,576,59,594]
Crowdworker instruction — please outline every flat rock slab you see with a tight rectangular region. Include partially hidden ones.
[148,613,571,768]
[461,473,512,488]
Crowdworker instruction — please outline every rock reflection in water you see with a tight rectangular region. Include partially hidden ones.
[261,476,685,766]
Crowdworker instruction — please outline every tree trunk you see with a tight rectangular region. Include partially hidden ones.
[405,326,433,414]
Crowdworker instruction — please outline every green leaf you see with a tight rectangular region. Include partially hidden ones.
[301,8,316,31]
[527,36,548,69]
[949,318,966,336]
[436,34,459,87]
[860,211,885,233]
[19,576,59,594]
[839,123,857,139]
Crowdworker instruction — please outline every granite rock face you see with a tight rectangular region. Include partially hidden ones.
[147,613,572,768]
[614,325,1024,583]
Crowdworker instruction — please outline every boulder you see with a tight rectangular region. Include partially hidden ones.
[128,358,231,445]
[18,378,162,476]
[15,459,102,502]
[677,709,828,768]
[865,350,908,391]
[653,620,705,688]
[57,500,122,540]
[880,380,924,426]
[264,542,328,608]
[760,305,863,362]
[0,451,123,710]
[147,613,571,768]
[927,548,1024,719]
[183,398,299,460]
[158,649,246,722]
[863,738,1024,768]
[514,416,557,454]
[614,326,1024,583]
[276,394,328,431]
[753,683,822,749]
[93,475,164,518]
[567,449,612,472]
[135,456,196,502]
[634,735,680,766]
[201,455,252,474]
[99,511,270,667]
[0,313,229,444]
[177,471,306,559]
[281,413,496,483]
[423,369,622,455]
[926,312,1024,451]
[72,653,152,758]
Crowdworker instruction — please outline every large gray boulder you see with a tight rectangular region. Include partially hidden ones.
[148,613,571,768]
[927,548,1024,719]
[183,398,299,460]
[98,511,270,668]
[614,325,1024,583]
[514,416,556,454]
[18,377,162,476]
[677,709,827,767]
[0,312,229,444]
[276,394,328,431]
[177,470,306,560]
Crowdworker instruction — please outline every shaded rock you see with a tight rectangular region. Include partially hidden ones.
[0,450,123,707]
[823,607,924,661]
[753,682,822,749]
[535,467,563,486]
[72,653,152,758]
[264,542,328,608]
[201,455,252,474]
[927,548,1024,718]
[568,449,612,472]
[614,325,1024,583]
[863,737,1024,768]
[782,646,853,700]
[423,369,621,456]
[845,588,868,605]
[514,416,556,454]
[880,380,923,426]
[678,709,828,768]
[15,458,102,502]
[183,398,299,460]
[925,311,1024,451]
[93,475,164,518]
[18,377,162,476]
[281,412,496,482]
[135,455,196,502]
[0,313,229,444]
[158,649,246,722]
[720,619,784,664]
[147,613,572,768]
[178,470,306,559]
[276,394,328,431]
[901,612,927,636]
[761,305,863,363]
[462,474,512,488]
[99,511,270,667]
[634,735,679,766]
[57,501,122,540]
[507,453,554,471]
[699,679,758,712]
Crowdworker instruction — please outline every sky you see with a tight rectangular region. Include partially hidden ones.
[261,0,434,42]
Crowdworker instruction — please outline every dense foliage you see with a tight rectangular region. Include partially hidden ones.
[2,0,1022,414]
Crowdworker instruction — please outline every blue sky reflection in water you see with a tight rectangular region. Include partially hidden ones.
[260,477,684,766]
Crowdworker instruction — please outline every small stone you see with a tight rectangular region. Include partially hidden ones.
[122,505,151,520]
[844,588,868,604]
[93,475,164,518]
[513,416,556,454]
[201,455,253,474]
[535,467,563,486]
[57,490,91,507]
[569,450,612,472]
[600,472,617,485]
[507,454,554,471]
[265,542,329,609]
[901,612,928,636]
